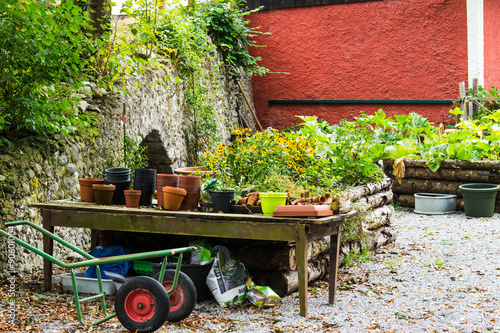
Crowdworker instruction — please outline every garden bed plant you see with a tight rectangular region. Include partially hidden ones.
[202,92,500,195]
[201,117,387,197]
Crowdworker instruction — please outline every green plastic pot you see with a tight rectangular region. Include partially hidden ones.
[260,192,287,216]
[459,183,499,217]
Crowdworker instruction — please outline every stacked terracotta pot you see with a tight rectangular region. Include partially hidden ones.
[178,175,202,211]
[156,174,179,208]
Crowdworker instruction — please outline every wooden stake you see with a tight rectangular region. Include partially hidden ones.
[459,81,467,120]
[472,78,478,119]
[237,80,263,131]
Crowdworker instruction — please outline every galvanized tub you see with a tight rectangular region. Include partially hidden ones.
[414,193,457,214]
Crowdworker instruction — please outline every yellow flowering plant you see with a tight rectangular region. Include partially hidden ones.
[202,115,388,194]
[202,128,318,192]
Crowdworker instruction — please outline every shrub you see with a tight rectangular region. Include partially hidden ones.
[0,0,94,137]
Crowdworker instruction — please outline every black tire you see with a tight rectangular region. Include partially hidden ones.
[154,269,197,322]
[115,276,170,333]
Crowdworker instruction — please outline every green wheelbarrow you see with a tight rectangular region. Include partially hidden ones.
[0,220,198,333]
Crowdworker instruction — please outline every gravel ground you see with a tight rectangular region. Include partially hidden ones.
[3,208,500,332]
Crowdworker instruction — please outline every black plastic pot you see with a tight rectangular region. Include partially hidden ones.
[134,168,157,206]
[105,168,131,182]
[210,190,235,213]
[104,179,132,205]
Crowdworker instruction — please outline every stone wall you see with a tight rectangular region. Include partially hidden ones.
[0,54,258,277]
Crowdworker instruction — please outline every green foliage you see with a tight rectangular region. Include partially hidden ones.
[200,0,268,78]
[184,76,220,166]
[118,135,148,171]
[89,0,176,90]
[0,0,95,137]
[155,5,212,76]
[464,85,500,119]
[350,106,500,172]
[295,116,385,187]
[343,246,374,267]
[202,128,319,192]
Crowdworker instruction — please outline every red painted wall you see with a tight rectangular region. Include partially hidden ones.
[484,0,500,88]
[248,0,468,129]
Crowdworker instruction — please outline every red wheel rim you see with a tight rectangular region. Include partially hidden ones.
[162,281,185,312]
[124,288,156,322]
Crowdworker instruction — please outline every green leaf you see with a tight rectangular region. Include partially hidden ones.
[427,158,442,172]
[449,107,463,116]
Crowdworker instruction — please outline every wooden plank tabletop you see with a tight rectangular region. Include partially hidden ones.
[32,200,355,225]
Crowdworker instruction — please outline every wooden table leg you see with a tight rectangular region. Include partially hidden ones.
[296,223,308,317]
[90,229,99,250]
[329,227,341,304]
[42,210,54,292]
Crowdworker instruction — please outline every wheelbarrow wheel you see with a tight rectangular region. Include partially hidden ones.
[115,276,170,333]
[154,269,197,322]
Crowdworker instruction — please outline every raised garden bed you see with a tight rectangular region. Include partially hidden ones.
[384,158,500,212]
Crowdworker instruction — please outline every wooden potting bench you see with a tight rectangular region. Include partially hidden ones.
[33,200,356,317]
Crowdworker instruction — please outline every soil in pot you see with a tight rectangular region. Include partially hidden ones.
[93,184,116,205]
[163,186,187,211]
[124,190,142,208]
[79,178,104,202]
[210,190,235,213]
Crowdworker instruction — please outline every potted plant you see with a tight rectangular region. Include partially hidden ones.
[208,168,237,213]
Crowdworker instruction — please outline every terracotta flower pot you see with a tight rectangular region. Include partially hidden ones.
[174,166,214,178]
[178,176,202,211]
[92,184,116,205]
[79,178,104,202]
[156,174,179,208]
[124,189,142,208]
[163,186,187,211]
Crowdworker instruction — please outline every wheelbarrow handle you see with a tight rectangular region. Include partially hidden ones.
[1,220,197,269]
[1,220,89,268]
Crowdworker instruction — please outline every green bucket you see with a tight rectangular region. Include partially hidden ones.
[459,183,499,217]
[260,192,287,216]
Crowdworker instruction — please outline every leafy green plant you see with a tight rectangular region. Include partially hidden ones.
[200,0,268,78]
[0,0,95,137]
[295,115,385,187]
[202,128,318,192]
[347,106,500,172]
[428,255,444,269]
[343,246,373,267]
[463,85,500,119]
[89,0,177,90]
[118,135,148,173]
[383,257,402,270]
